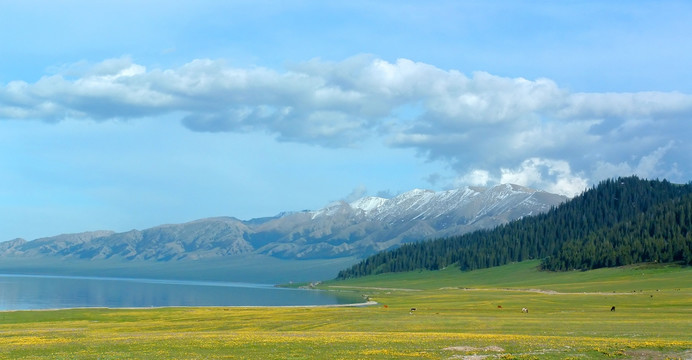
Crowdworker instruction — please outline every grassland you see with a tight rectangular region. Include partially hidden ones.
[0,261,690,359]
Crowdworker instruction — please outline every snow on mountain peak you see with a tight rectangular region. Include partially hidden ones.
[310,184,561,221]
[349,196,388,213]
[399,188,435,198]
[311,201,349,219]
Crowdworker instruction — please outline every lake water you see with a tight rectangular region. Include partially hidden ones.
[0,274,363,310]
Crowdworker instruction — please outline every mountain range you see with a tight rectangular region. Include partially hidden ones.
[337,176,692,278]
[0,184,567,262]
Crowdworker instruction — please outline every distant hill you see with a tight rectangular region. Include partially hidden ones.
[337,177,692,279]
[0,184,565,262]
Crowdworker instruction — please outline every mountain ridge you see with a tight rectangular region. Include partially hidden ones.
[0,184,567,262]
[337,176,692,279]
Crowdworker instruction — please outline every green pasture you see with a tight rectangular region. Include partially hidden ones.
[329,260,690,292]
[0,261,690,359]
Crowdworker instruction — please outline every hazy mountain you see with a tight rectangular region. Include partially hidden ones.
[0,184,566,262]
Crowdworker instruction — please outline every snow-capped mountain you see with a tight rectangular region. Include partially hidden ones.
[336,183,552,223]
[0,184,567,261]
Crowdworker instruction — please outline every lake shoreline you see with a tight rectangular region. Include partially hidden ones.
[0,300,378,313]
[0,273,365,310]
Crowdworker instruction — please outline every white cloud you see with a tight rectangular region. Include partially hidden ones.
[456,169,491,187]
[1,56,690,190]
[559,92,692,120]
[592,141,681,182]
[500,158,588,197]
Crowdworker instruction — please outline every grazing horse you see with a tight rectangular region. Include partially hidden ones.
[521,307,528,313]
[610,306,615,311]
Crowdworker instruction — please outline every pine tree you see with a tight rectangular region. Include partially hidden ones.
[336,177,692,279]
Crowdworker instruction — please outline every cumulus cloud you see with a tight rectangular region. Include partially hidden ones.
[499,158,588,197]
[592,142,681,181]
[2,55,691,193]
[455,170,491,187]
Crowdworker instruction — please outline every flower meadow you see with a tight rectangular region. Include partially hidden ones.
[1,262,690,359]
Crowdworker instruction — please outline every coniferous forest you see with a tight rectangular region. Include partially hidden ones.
[337,176,692,279]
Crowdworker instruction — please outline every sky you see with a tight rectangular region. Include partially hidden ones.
[1,1,691,241]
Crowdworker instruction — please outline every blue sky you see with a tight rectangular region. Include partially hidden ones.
[1,1,691,240]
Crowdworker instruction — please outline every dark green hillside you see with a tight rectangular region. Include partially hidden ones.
[337,176,692,279]
[545,193,692,270]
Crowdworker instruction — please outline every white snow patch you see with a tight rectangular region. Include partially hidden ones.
[349,196,388,213]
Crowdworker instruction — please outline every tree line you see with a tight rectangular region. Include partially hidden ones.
[336,176,692,279]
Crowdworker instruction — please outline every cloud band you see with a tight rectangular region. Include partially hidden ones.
[2,55,689,195]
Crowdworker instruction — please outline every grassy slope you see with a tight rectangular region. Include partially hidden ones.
[0,261,690,359]
[325,260,691,292]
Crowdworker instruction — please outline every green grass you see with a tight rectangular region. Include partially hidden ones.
[327,260,691,292]
[0,261,690,359]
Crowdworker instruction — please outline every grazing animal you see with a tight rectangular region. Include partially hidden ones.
[497,305,502,309]
[610,306,615,312]
[521,307,528,313]
[410,308,416,312]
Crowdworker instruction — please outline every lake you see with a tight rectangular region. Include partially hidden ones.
[0,274,363,310]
